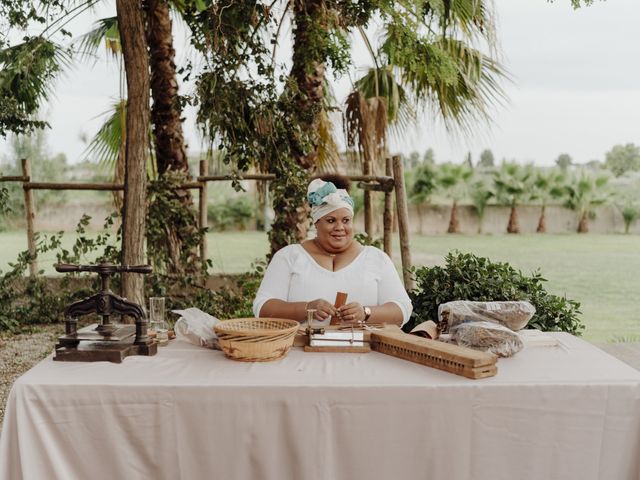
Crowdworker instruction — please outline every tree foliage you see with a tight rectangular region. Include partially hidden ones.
[189,0,507,254]
[478,149,495,168]
[555,153,573,171]
[0,37,69,136]
[605,143,640,177]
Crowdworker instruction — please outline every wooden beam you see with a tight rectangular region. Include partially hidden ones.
[0,176,28,182]
[26,182,125,191]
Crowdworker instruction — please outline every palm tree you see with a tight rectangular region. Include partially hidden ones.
[493,163,534,234]
[77,7,201,275]
[617,200,640,234]
[409,162,437,234]
[533,169,566,233]
[470,179,493,234]
[436,163,473,234]
[564,171,610,233]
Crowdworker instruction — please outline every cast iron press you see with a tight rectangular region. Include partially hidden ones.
[53,262,157,363]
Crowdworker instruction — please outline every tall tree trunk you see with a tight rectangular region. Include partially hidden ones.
[536,204,546,233]
[507,204,520,234]
[145,0,201,274]
[577,211,589,233]
[447,200,460,233]
[269,0,326,255]
[290,0,325,170]
[116,0,150,308]
[147,0,187,174]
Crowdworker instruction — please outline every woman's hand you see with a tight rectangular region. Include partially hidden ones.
[337,302,366,324]
[306,299,336,321]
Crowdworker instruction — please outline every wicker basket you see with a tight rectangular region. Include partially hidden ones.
[214,318,299,362]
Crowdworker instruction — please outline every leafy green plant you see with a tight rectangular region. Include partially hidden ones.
[0,185,11,231]
[408,251,583,335]
[147,170,204,275]
[0,233,75,332]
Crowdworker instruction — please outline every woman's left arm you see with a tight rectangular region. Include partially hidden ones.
[337,251,413,326]
[338,301,403,326]
[375,252,413,326]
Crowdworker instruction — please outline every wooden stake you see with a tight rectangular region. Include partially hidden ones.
[21,158,37,277]
[392,155,413,289]
[363,159,373,237]
[383,157,393,258]
[199,159,208,267]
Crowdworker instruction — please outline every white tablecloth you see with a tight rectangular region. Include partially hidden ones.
[1,333,640,480]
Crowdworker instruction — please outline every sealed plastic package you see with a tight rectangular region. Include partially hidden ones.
[173,308,221,349]
[450,321,524,357]
[438,300,535,332]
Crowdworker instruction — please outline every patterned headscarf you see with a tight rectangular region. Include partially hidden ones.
[307,179,354,223]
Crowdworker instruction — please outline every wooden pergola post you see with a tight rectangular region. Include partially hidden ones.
[392,155,413,290]
[199,159,208,266]
[383,157,393,258]
[21,158,37,277]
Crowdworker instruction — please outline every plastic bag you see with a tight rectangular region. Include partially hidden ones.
[172,308,221,350]
[438,300,535,332]
[450,321,524,357]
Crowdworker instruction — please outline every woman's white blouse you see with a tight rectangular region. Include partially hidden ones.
[252,244,413,326]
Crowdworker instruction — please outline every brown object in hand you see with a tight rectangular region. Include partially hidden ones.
[330,292,348,325]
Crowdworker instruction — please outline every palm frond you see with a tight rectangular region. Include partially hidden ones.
[378,11,508,136]
[82,100,127,170]
[74,16,120,61]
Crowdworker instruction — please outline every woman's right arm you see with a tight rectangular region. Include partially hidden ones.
[252,249,295,318]
[258,298,307,321]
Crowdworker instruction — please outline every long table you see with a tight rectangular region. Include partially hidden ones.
[1,333,640,480]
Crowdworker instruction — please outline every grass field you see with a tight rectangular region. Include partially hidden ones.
[1,230,638,343]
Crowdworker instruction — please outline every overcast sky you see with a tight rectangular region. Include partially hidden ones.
[1,0,639,168]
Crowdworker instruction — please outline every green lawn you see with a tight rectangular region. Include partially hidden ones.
[1,230,638,343]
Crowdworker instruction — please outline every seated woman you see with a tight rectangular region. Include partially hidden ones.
[253,178,412,326]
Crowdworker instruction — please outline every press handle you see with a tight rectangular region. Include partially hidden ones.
[54,263,81,273]
[120,265,153,274]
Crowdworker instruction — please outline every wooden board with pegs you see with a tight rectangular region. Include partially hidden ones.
[370,327,497,379]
